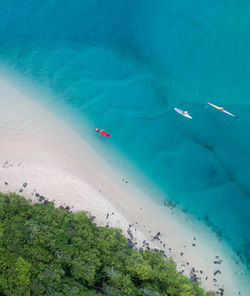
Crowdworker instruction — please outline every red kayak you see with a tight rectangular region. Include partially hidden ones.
[95,128,110,137]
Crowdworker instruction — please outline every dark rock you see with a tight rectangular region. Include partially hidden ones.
[206,276,208,280]
[213,270,221,276]
[213,260,222,264]
[4,182,8,185]
[186,262,189,265]
[192,243,196,247]
[38,196,45,202]
[19,189,23,193]
[106,213,109,219]
[180,252,184,256]
[125,180,128,183]
[127,228,134,240]
[23,182,28,188]
[200,270,203,274]
[163,243,165,247]
[91,216,96,220]
[65,206,70,211]
[44,200,49,205]
[59,205,64,210]
[153,232,161,240]
[35,193,40,197]
[127,239,135,248]
[190,268,199,282]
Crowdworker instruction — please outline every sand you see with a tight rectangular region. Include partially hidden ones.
[0,77,249,295]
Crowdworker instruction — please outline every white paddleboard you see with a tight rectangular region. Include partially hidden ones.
[174,108,192,119]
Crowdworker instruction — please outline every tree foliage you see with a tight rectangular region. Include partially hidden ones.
[0,193,215,295]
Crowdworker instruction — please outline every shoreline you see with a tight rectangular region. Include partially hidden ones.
[0,77,249,295]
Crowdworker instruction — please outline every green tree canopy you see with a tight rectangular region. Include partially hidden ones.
[0,193,215,296]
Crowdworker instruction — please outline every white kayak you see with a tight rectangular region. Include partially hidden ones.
[174,108,192,119]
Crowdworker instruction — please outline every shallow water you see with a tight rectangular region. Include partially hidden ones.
[0,0,250,281]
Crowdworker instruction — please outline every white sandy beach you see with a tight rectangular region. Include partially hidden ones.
[0,77,249,295]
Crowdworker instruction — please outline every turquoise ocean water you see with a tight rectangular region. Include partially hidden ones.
[0,0,250,279]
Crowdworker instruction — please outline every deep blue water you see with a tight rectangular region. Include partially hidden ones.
[0,0,250,275]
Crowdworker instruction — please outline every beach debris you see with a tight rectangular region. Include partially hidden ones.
[3,161,13,168]
[207,102,235,117]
